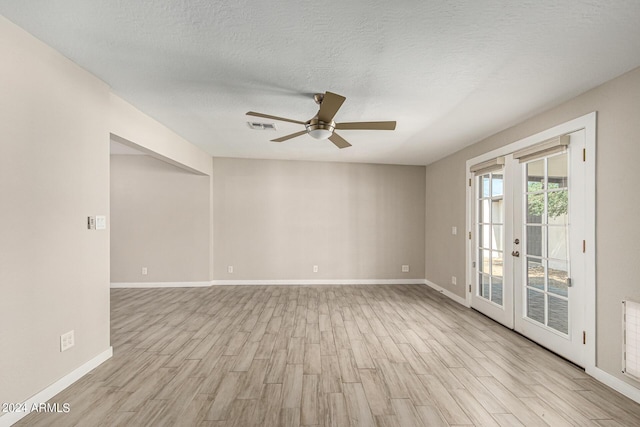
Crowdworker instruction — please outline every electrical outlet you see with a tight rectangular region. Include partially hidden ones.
[451,276,457,285]
[313,265,318,273]
[227,265,233,274]
[142,267,148,275]
[60,330,74,352]
[402,265,410,273]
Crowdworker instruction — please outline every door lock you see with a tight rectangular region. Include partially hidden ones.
[514,238,520,244]
[511,251,520,257]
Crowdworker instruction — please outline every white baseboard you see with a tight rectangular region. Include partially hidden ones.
[112,279,453,289]
[210,279,428,286]
[587,366,640,405]
[424,279,470,307]
[0,347,113,427]
[112,279,428,288]
[110,281,211,288]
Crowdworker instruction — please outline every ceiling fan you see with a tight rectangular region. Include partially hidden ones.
[246,91,396,149]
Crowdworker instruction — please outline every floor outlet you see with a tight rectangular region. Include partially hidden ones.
[60,330,74,352]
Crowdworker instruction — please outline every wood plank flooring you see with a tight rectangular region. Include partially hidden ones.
[15,284,640,426]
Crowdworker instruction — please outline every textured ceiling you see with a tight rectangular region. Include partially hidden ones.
[2,1,640,165]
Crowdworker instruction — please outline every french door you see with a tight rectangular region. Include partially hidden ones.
[472,169,514,327]
[470,129,587,367]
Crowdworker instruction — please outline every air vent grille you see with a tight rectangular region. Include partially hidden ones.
[247,122,277,130]
[624,300,640,381]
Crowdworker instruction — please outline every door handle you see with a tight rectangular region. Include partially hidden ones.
[511,251,520,257]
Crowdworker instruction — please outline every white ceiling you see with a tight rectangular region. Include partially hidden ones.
[2,1,640,165]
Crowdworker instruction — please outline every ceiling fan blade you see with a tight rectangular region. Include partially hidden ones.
[335,121,397,130]
[246,111,305,125]
[271,130,308,142]
[317,92,346,123]
[328,132,352,149]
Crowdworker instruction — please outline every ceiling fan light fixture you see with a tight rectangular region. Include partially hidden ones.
[305,118,335,140]
[308,128,332,140]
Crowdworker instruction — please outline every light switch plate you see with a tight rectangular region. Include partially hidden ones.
[95,215,106,230]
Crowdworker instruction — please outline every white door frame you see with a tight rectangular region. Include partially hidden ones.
[465,112,596,370]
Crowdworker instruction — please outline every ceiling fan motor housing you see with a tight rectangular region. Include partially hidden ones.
[305,117,335,140]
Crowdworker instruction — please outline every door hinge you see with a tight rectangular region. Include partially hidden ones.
[469,178,472,187]
[567,277,572,287]
[583,148,586,162]
[583,331,586,345]
[582,240,586,253]
[469,232,472,240]
[469,284,471,293]
[472,261,476,268]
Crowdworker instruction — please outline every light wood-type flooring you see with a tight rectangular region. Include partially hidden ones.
[16,284,640,426]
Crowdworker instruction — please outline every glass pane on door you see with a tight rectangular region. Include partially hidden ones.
[526,258,544,290]
[548,296,569,334]
[548,261,568,297]
[479,273,490,298]
[527,159,544,191]
[476,171,505,306]
[527,289,545,324]
[523,153,570,334]
[492,276,503,305]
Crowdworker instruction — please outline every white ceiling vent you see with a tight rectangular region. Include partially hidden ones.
[247,121,277,131]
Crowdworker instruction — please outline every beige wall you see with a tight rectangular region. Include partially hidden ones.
[110,155,210,283]
[425,66,640,388]
[0,17,111,405]
[213,158,426,280]
[0,15,214,415]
